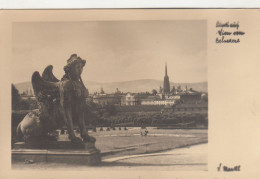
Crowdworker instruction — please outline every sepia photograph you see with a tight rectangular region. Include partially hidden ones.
[11,20,208,170]
[1,9,260,179]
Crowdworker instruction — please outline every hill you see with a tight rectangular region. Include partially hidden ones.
[14,79,207,94]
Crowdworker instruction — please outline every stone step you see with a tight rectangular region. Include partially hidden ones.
[12,149,101,165]
[12,141,101,165]
[13,141,86,150]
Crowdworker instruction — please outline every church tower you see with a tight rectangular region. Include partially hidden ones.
[163,63,170,94]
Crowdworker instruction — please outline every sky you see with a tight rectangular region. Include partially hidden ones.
[12,20,207,84]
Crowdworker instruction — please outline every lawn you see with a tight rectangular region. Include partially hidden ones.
[62,127,208,159]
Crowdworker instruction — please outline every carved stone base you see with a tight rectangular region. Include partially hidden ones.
[12,141,101,165]
[14,141,99,150]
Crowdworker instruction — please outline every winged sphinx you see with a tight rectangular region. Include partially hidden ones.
[17,54,97,149]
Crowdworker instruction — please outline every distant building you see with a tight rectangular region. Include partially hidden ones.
[171,86,177,94]
[140,96,175,106]
[93,94,122,106]
[159,86,163,93]
[120,92,177,106]
[121,93,154,106]
[121,93,138,106]
[140,96,160,105]
[97,62,206,108]
[120,89,203,106]
[92,87,122,106]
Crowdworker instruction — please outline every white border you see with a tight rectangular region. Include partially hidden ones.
[0,0,260,9]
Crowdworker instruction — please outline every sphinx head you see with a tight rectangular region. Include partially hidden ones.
[64,54,86,80]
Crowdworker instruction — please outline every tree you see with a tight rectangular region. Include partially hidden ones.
[100,87,105,94]
[104,104,117,116]
[152,89,158,95]
[19,100,30,110]
[115,88,121,94]
[12,84,21,110]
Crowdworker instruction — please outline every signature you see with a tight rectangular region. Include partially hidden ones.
[217,163,241,172]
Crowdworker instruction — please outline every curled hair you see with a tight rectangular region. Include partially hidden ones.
[62,54,86,81]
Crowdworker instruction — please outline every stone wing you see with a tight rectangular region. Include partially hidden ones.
[42,65,59,82]
[32,70,60,102]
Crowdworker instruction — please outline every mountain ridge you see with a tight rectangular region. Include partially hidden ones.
[14,79,208,94]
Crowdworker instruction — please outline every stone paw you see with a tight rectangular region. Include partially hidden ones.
[82,135,96,143]
[84,142,100,153]
[69,136,83,144]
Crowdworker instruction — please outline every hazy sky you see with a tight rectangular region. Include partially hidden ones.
[12,21,207,84]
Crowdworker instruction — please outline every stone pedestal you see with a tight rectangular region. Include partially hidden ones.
[12,141,101,165]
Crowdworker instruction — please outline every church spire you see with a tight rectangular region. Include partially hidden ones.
[163,62,170,94]
[165,62,168,76]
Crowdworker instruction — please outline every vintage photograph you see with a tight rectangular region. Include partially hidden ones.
[11,20,208,170]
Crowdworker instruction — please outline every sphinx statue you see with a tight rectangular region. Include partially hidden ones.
[16,54,97,150]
